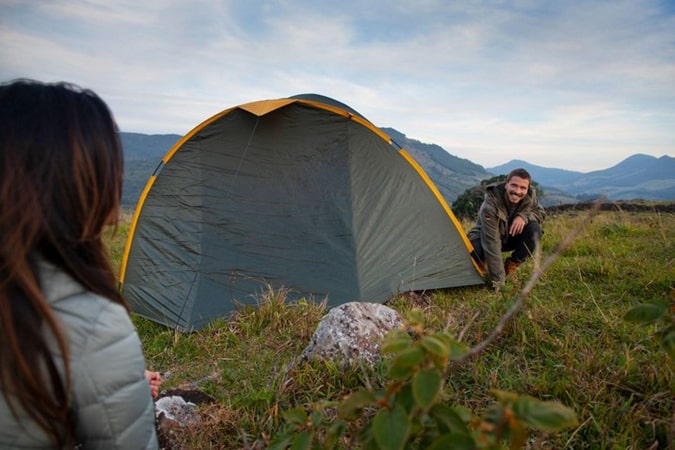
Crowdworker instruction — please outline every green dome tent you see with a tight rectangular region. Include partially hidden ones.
[120,94,484,331]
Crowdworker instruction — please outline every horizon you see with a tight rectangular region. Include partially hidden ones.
[120,127,675,175]
[119,129,672,175]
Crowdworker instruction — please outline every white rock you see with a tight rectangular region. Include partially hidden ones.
[155,395,198,426]
[300,302,404,368]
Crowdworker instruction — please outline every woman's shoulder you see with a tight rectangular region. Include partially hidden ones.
[38,261,134,353]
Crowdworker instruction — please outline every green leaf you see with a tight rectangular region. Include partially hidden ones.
[387,363,413,381]
[324,421,345,449]
[513,396,578,431]
[449,341,470,360]
[426,433,476,450]
[624,303,666,324]
[452,404,474,423]
[396,384,416,413]
[429,404,470,434]
[420,335,451,359]
[373,405,411,450]
[282,407,307,425]
[431,333,467,362]
[429,353,449,372]
[392,346,425,368]
[412,368,442,410]
[357,421,375,448]
[290,430,312,450]
[491,389,518,405]
[431,331,455,346]
[266,433,293,450]
[338,389,376,420]
[382,331,413,354]
[310,410,323,427]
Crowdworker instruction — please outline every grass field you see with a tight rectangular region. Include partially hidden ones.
[106,207,674,449]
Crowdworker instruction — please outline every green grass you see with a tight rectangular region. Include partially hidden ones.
[106,208,674,449]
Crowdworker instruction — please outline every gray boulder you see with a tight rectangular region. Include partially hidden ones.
[300,302,405,368]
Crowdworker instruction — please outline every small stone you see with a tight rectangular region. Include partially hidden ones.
[155,396,199,427]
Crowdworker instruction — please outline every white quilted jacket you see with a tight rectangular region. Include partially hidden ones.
[0,261,158,449]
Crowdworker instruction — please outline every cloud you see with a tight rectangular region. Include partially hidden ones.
[1,0,673,172]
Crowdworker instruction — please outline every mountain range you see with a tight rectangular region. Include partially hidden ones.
[120,130,674,208]
[487,154,675,203]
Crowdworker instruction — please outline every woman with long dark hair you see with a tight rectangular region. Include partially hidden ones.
[0,79,158,449]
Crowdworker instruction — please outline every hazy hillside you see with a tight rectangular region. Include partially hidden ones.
[119,130,674,208]
[381,127,491,202]
[489,154,675,201]
[566,154,675,200]
[488,159,583,186]
[121,132,181,206]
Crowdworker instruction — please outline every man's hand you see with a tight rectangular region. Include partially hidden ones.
[509,216,526,236]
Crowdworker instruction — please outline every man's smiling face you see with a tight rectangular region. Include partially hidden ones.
[505,176,530,206]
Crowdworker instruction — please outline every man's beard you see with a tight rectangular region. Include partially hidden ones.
[507,191,524,204]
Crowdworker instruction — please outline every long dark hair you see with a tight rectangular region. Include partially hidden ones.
[0,79,127,447]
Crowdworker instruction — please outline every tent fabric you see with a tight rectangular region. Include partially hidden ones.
[120,94,484,331]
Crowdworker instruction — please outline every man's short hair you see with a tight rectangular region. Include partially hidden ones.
[507,168,532,183]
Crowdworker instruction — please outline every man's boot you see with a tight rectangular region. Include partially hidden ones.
[504,258,523,276]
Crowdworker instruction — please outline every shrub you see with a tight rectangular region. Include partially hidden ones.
[269,309,577,449]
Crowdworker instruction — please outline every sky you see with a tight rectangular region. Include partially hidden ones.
[1,0,674,172]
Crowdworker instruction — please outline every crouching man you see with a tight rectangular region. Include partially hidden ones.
[467,168,546,289]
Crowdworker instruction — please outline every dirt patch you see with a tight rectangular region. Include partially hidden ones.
[155,389,215,450]
[158,388,216,405]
